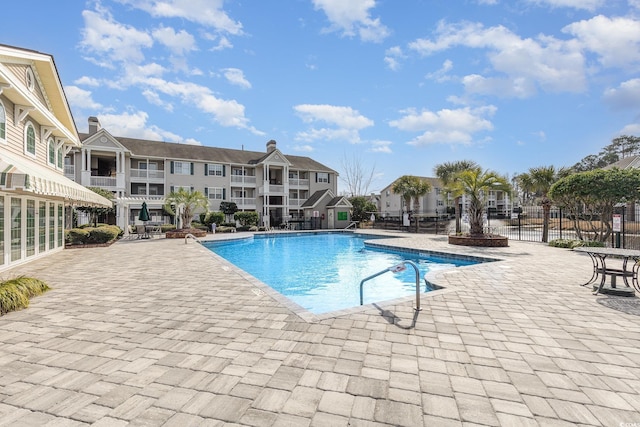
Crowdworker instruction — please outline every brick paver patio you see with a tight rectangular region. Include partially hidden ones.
[1,231,639,426]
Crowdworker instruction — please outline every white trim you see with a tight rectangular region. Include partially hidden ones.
[23,120,36,158]
[14,104,34,123]
[0,99,5,144]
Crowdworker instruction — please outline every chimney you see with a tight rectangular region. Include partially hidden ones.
[88,116,101,135]
[266,139,277,153]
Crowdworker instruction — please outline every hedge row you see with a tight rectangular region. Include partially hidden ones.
[549,239,606,249]
[0,277,50,315]
[65,225,122,245]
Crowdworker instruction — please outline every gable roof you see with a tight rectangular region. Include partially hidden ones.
[0,44,79,144]
[78,132,336,172]
[604,156,640,170]
[301,189,334,208]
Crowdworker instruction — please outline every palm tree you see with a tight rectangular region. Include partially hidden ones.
[449,168,511,236]
[163,188,209,229]
[434,160,479,233]
[391,175,416,212]
[517,166,566,243]
[409,178,432,213]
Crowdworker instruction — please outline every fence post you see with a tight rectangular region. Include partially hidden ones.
[559,208,563,240]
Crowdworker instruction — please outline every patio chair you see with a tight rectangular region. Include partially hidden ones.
[136,224,148,239]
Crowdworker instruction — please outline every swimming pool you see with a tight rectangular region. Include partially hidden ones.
[203,232,480,314]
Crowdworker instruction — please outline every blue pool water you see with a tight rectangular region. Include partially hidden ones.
[203,233,478,314]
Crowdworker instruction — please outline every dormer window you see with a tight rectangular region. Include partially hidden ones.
[26,68,35,91]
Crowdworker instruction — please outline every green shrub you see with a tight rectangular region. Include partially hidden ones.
[88,226,120,244]
[0,277,50,315]
[204,211,225,227]
[234,211,259,226]
[549,239,606,249]
[161,224,176,233]
[236,225,251,232]
[66,228,90,245]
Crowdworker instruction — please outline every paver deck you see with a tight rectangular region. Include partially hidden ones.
[1,230,640,426]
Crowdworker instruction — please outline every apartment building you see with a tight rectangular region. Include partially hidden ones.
[0,45,111,271]
[378,176,511,220]
[65,117,351,231]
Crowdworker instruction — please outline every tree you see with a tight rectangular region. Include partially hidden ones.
[75,187,114,227]
[234,211,259,226]
[163,188,209,229]
[448,168,511,236]
[340,153,378,197]
[391,175,430,213]
[549,168,640,242]
[434,160,479,233]
[220,201,238,223]
[517,166,568,243]
[349,196,377,222]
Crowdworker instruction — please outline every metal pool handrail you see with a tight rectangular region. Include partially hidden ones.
[359,260,422,311]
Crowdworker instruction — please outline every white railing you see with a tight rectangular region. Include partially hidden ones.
[289,178,309,186]
[130,168,165,180]
[289,199,304,207]
[259,185,285,195]
[90,176,117,187]
[231,175,256,185]
[64,165,75,178]
[231,197,257,207]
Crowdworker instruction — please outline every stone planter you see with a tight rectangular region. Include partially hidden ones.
[165,228,207,239]
[448,234,508,247]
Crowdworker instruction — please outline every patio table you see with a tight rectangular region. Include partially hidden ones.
[574,246,640,296]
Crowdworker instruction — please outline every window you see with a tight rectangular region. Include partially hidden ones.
[26,68,35,91]
[232,168,245,176]
[171,186,192,194]
[57,147,63,168]
[0,196,4,265]
[0,101,6,143]
[57,205,63,247]
[48,138,56,165]
[24,122,36,156]
[39,202,46,253]
[171,161,193,175]
[338,211,348,221]
[206,187,224,200]
[317,172,329,183]
[26,200,35,257]
[206,164,224,176]
[49,204,55,250]
[11,198,21,262]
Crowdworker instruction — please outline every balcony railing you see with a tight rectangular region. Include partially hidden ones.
[289,199,305,207]
[231,197,257,208]
[289,178,309,186]
[64,165,75,180]
[259,185,284,195]
[130,168,165,180]
[90,176,117,187]
[231,175,257,185]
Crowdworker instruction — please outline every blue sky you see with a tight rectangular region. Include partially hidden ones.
[2,0,639,193]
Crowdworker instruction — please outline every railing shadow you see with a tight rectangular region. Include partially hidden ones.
[372,303,420,330]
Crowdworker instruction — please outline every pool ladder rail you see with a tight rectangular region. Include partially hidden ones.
[359,260,422,311]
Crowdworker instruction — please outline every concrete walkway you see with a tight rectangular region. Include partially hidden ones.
[1,231,639,426]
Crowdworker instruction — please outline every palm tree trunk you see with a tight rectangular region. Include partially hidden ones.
[455,196,462,234]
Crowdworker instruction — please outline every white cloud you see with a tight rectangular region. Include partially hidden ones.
[142,89,174,111]
[370,140,392,153]
[74,76,101,87]
[563,15,640,68]
[152,26,196,55]
[98,111,202,144]
[408,21,586,96]
[80,8,153,65]
[115,0,243,34]
[312,0,390,42]
[222,68,251,89]
[384,46,405,71]
[604,79,640,110]
[293,145,314,152]
[389,105,496,146]
[425,59,454,82]
[65,86,103,110]
[208,35,233,51]
[294,104,374,143]
[526,0,605,11]
[620,123,640,135]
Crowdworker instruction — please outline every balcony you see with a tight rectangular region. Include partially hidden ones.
[289,178,309,187]
[130,168,165,183]
[231,175,257,186]
[231,197,257,209]
[289,198,305,207]
[90,176,117,187]
[64,165,75,181]
[259,184,285,195]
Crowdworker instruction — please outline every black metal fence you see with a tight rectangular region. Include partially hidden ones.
[371,205,640,250]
